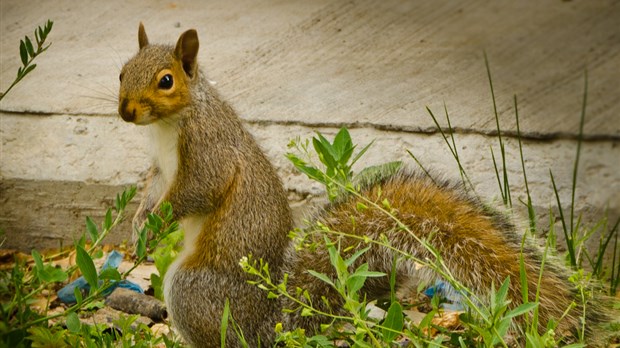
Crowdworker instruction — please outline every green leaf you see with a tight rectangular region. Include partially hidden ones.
[73,287,83,305]
[136,228,147,259]
[313,136,337,169]
[151,273,164,300]
[495,277,511,307]
[75,244,98,291]
[382,301,404,342]
[85,216,99,242]
[339,145,355,168]
[267,291,279,299]
[21,64,36,77]
[308,334,333,346]
[104,209,113,230]
[19,40,28,65]
[382,198,391,210]
[286,154,326,184]
[350,139,375,166]
[519,242,529,303]
[46,20,54,34]
[344,246,371,267]
[41,266,67,283]
[114,186,136,212]
[325,239,345,275]
[220,298,230,348]
[25,36,35,57]
[505,302,538,320]
[160,201,173,221]
[332,127,353,161]
[351,338,373,348]
[31,250,67,283]
[65,312,81,333]
[316,132,338,157]
[127,186,137,202]
[32,249,45,274]
[346,274,366,295]
[419,309,437,336]
[354,161,402,184]
[347,264,385,294]
[307,270,335,288]
[494,318,512,344]
[352,270,386,278]
[37,27,45,43]
[98,268,121,281]
[115,192,122,211]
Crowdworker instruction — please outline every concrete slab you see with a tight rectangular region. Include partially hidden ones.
[0,0,330,114]
[1,0,619,138]
[1,0,618,252]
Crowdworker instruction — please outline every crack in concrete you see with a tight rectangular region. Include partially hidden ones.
[4,109,618,142]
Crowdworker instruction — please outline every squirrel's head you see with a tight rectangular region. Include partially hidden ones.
[118,23,199,125]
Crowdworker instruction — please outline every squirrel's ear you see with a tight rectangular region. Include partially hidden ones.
[138,22,149,49]
[174,29,199,78]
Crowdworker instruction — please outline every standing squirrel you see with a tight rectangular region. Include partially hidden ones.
[119,25,607,347]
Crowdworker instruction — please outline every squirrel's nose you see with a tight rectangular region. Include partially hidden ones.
[119,98,136,122]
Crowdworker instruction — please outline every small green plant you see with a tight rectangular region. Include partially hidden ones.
[0,187,184,347]
[287,127,401,202]
[1,187,135,344]
[0,20,54,102]
[135,202,183,301]
[149,227,183,301]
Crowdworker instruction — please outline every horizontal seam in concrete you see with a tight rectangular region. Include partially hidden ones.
[247,119,620,142]
[2,109,619,142]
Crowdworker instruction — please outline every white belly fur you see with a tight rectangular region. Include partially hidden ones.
[163,215,206,307]
[148,120,179,191]
[147,119,185,307]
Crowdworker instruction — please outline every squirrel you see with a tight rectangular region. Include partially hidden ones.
[118,24,608,347]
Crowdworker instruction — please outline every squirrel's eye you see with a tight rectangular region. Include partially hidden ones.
[158,74,173,89]
[119,73,123,82]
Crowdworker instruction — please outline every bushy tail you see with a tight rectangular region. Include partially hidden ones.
[284,170,613,344]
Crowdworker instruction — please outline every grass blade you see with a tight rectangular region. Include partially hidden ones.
[221,298,230,348]
[611,230,619,294]
[425,106,475,193]
[514,95,536,233]
[570,70,588,250]
[550,170,576,267]
[593,217,619,281]
[406,149,438,186]
[484,52,511,207]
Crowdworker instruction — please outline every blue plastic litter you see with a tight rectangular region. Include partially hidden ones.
[57,250,144,304]
[423,280,465,311]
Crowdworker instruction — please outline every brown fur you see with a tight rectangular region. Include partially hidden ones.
[119,25,609,347]
[284,171,591,340]
[119,24,291,346]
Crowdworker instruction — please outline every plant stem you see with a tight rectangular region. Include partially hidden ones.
[570,70,588,259]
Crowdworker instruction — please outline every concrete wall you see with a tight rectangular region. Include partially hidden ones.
[1,0,618,252]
